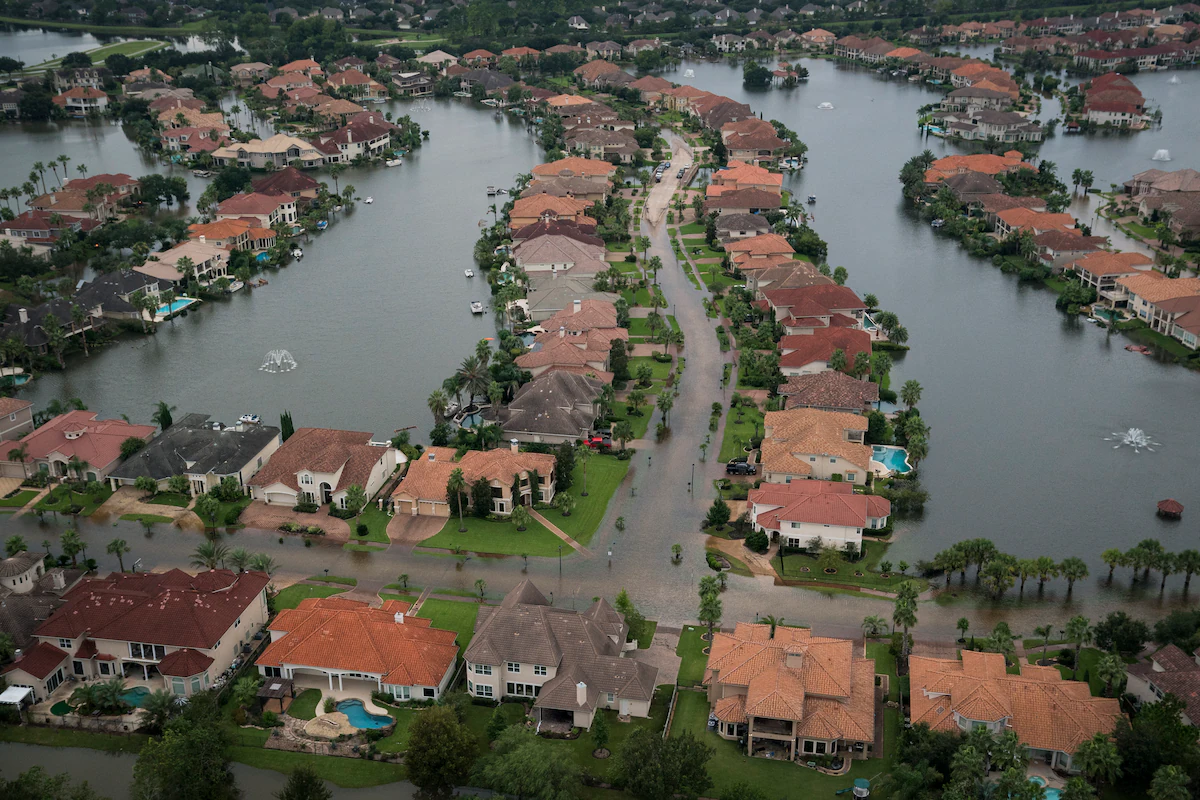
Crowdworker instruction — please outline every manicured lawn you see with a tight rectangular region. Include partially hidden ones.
[866,642,900,701]
[120,513,174,524]
[775,542,929,593]
[676,625,709,686]
[550,685,672,781]
[680,222,706,235]
[272,584,346,610]
[379,592,417,604]
[345,506,391,550]
[229,745,407,787]
[35,484,112,516]
[708,547,753,578]
[697,264,742,292]
[627,316,674,338]
[635,620,658,648]
[609,402,652,440]
[421,515,569,557]
[375,705,418,753]
[670,690,898,796]
[718,407,763,463]
[549,455,631,547]
[628,355,673,381]
[621,286,652,307]
[308,575,357,586]
[1025,646,1108,696]
[462,701,526,753]
[606,241,632,252]
[214,494,253,526]
[287,689,321,720]
[416,598,481,650]
[0,489,37,507]
[147,491,192,507]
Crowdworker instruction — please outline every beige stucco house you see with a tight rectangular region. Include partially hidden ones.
[247,427,402,508]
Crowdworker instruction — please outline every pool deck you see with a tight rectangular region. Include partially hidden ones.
[291,674,392,720]
[1026,762,1066,790]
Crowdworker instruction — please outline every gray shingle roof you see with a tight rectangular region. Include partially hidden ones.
[108,413,280,482]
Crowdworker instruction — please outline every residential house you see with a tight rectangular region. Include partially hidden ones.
[214,192,298,228]
[943,171,1005,204]
[760,408,872,485]
[585,41,623,60]
[188,219,276,252]
[568,15,589,29]
[521,177,611,204]
[924,151,1037,184]
[1117,274,1200,349]
[509,195,594,230]
[230,62,271,83]
[247,427,402,507]
[256,597,458,700]
[0,411,154,481]
[1124,168,1200,198]
[3,211,92,243]
[1032,230,1108,271]
[52,68,108,92]
[936,109,1044,142]
[52,87,108,117]
[939,86,1014,112]
[391,443,556,517]
[157,106,226,131]
[715,213,772,242]
[1071,251,1155,305]
[415,50,459,71]
[393,72,434,97]
[748,262,832,296]
[628,75,673,104]
[463,49,497,66]
[0,551,86,649]
[2,569,270,702]
[107,414,281,496]
[778,328,872,377]
[0,89,22,118]
[523,274,618,322]
[251,167,321,203]
[994,209,1076,238]
[71,271,163,324]
[708,159,784,196]
[749,479,890,552]
[133,240,231,287]
[703,188,784,216]
[0,398,34,444]
[760,284,867,332]
[566,128,640,163]
[1126,645,1200,724]
[779,371,880,414]
[723,126,789,164]
[325,69,388,99]
[704,625,877,760]
[726,233,796,265]
[503,46,541,61]
[497,370,607,443]
[332,56,366,72]
[512,220,605,246]
[573,59,626,89]
[512,233,607,274]
[974,194,1048,230]
[713,34,748,53]
[909,651,1121,772]
[211,134,325,170]
[1138,193,1200,242]
[310,113,393,163]
[464,581,658,727]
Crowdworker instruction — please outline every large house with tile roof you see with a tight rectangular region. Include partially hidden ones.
[779,328,873,377]
[748,480,889,552]
[2,569,270,703]
[909,650,1121,772]
[1126,644,1200,726]
[1116,274,1200,350]
[464,581,658,728]
[761,408,872,486]
[531,157,617,183]
[705,624,877,761]
[256,597,458,701]
[247,427,402,508]
[391,442,555,517]
[0,410,155,481]
[498,371,607,443]
[778,371,879,414]
[509,194,595,231]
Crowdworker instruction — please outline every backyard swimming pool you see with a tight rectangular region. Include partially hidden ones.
[336,699,392,730]
[872,445,912,475]
[120,686,151,708]
[155,297,197,316]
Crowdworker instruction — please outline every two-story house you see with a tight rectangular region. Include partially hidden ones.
[748,480,890,553]
[214,192,298,228]
[248,427,402,508]
[760,408,872,485]
[4,410,156,481]
[464,581,658,729]
[0,397,34,444]
[1126,644,1200,725]
[134,240,231,287]
[391,442,556,517]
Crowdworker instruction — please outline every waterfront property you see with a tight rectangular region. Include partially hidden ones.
[909,650,1121,773]
[1070,251,1155,305]
[497,371,608,443]
[1,569,269,703]
[1125,644,1200,725]
[1117,274,1200,349]
[778,329,872,377]
[391,442,555,517]
[0,397,35,444]
[464,581,657,728]
[0,411,155,481]
[0,551,86,650]
[214,192,298,228]
[256,597,458,700]
[760,408,872,486]
[778,372,879,414]
[705,624,877,761]
[748,481,890,552]
[133,240,231,287]
[871,445,913,477]
[247,427,402,507]
[211,134,325,170]
[107,413,281,495]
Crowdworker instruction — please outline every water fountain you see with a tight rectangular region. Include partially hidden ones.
[683,68,695,78]
[817,102,835,110]
[1152,149,1172,162]
[1103,428,1162,452]
[1168,75,1181,84]
[260,350,298,373]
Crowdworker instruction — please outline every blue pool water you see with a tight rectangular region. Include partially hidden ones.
[518,332,536,347]
[872,445,912,474]
[155,297,194,316]
[120,687,151,708]
[459,413,483,428]
[1028,777,1059,800]
[337,699,392,730]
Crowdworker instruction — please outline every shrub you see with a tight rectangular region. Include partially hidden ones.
[293,502,319,513]
[328,506,356,520]
[324,698,336,714]
[224,508,242,525]
[652,351,672,363]
[1057,648,1076,667]
[625,253,636,263]
[261,710,279,727]
[745,529,769,553]
[705,552,722,571]
[306,526,324,535]
[356,523,369,536]
[234,706,247,725]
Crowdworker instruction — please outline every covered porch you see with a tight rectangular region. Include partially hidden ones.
[287,671,392,717]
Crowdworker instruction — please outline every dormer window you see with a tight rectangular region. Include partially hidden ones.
[300,474,313,485]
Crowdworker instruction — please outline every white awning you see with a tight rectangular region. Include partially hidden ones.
[0,685,33,705]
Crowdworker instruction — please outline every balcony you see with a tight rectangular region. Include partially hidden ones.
[751,717,794,737]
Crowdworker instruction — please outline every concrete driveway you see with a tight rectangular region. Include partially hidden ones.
[631,628,682,686]
[240,501,353,539]
[386,513,445,549]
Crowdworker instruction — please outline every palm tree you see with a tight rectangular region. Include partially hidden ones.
[1072,168,1084,192]
[7,443,29,479]
[1065,615,1092,680]
[1060,557,1089,592]
[106,538,130,572]
[151,401,176,430]
[1177,549,1200,591]
[956,617,970,641]
[60,528,84,567]
[1100,548,1125,581]
[458,355,490,405]
[1096,654,1125,697]
[510,504,531,531]
[1074,733,1122,788]
[861,615,887,638]
[190,539,230,570]
[900,379,923,410]
[892,590,918,661]
[1033,556,1059,590]
[248,553,278,575]
[159,289,177,324]
[228,547,251,573]
[140,689,178,734]
[427,389,450,424]
[1157,551,1178,591]
[1033,624,1054,656]
[760,614,784,639]
[447,468,468,532]
[1150,766,1191,800]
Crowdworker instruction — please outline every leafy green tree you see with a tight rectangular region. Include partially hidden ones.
[275,766,333,800]
[194,494,220,532]
[705,498,731,529]
[106,538,130,572]
[131,701,238,800]
[134,475,158,497]
[140,688,179,735]
[591,709,610,755]
[121,436,147,459]
[405,705,477,797]
[698,589,722,644]
[152,401,176,430]
[612,728,713,800]
[167,474,191,495]
[1150,765,1192,800]
[5,534,27,557]
[1,765,109,799]
[447,468,468,532]
[485,707,509,741]
[1061,778,1097,800]
[279,411,295,442]
[474,726,581,800]
[510,504,531,532]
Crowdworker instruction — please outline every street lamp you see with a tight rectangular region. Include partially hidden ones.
[558,544,563,575]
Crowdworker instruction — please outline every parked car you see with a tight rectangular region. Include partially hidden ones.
[586,435,613,450]
[676,169,685,179]
[726,461,757,475]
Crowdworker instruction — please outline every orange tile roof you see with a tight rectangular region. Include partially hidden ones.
[925,152,1036,182]
[1069,251,1153,277]
[726,233,794,258]
[1117,275,1200,304]
[247,427,385,493]
[510,194,593,219]
[393,447,555,504]
[995,208,1076,233]
[761,408,871,475]
[189,219,251,240]
[909,651,1121,755]
[546,94,594,108]
[779,328,871,370]
[258,597,458,687]
[887,47,923,58]
[532,157,618,178]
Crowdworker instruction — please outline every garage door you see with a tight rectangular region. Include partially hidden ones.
[418,500,449,517]
[265,489,297,506]
[395,499,414,515]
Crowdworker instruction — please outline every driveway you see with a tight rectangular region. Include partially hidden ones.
[386,514,444,551]
[631,628,682,686]
[95,487,200,530]
[240,501,353,540]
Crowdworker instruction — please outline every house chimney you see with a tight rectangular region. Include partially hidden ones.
[18,308,28,324]
[559,325,566,338]
[394,610,405,624]
[510,438,519,453]
[576,681,587,706]
[50,570,65,590]
[573,299,582,314]
[199,235,206,244]
[427,451,436,462]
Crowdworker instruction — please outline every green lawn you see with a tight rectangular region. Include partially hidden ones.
[550,685,673,781]
[697,264,742,293]
[287,689,321,720]
[775,542,929,593]
[272,584,346,610]
[609,402,652,440]
[628,355,673,382]
[548,455,630,547]
[621,286,652,307]
[229,745,406,787]
[148,492,192,507]
[345,506,391,550]
[866,642,900,701]
[1025,646,1108,696]
[627,316,677,338]
[676,626,709,686]
[670,690,898,796]
[635,620,658,649]
[0,489,37,507]
[214,495,253,526]
[0,724,148,753]
[708,547,753,578]
[376,705,418,753]
[606,241,632,252]
[718,407,763,463]
[308,575,357,586]
[421,515,570,557]
[414,598,481,650]
[120,513,174,524]
[679,222,706,235]
[35,484,112,516]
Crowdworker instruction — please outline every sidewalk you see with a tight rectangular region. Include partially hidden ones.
[530,509,592,557]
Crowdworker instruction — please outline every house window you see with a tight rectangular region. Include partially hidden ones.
[99,662,111,675]
[507,662,520,673]
[607,692,615,704]
[467,680,473,692]
[59,638,72,649]
[234,618,241,629]
[129,643,166,660]
[809,457,816,462]
[846,472,856,482]
[506,682,541,697]
[830,458,836,463]
[534,665,547,676]
[474,664,492,676]
[300,474,313,485]
[263,667,281,678]
[476,684,494,698]
[172,678,186,695]
[191,676,203,693]
[392,686,411,700]
[816,741,827,754]
[45,668,64,694]
[423,688,435,698]
[804,740,815,753]
[8,413,14,421]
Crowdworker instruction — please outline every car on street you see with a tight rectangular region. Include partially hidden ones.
[726,461,757,475]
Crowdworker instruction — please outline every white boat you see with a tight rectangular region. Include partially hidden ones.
[385,158,403,167]
[191,169,212,177]
[470,300,484,314]
[227,280,245,294]
[497,188,508,195]
[817,102,835,110]
[807,194,817,204]
[292,248,303,259]
[238,414,261,425]
[364,196,374,204]
[486,186,498,195]
[464,269,475,278]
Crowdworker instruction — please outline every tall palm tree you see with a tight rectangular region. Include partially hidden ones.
[70,304,90,357]
[60,528,84,567]
[1033,624,1053,655]
[7,443,29,479]
[106,538,130,572]
[427,389,449,424]
[1177,549,1200,591]
[190,540,230,570]
[1100,548,1125,581]
[1059,557,1089,592]
[1065,615,1092,680]
[458,355,490,405]
[248,553,277,575]
[447,468,468,533]
[1096,654,1125,697]
[227,547,251,573]
[151,401,176,430]
[140,689,178,734]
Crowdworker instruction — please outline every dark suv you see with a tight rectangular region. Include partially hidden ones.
[726,461,757,476]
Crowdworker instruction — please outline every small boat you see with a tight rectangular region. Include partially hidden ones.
[191,169,212,178]
[470,300,484,314]
[817,102,835,110]
[1125,344,1152,354]
[807,195,817,204]
[464,269,475,278]
[364,196,374,204]
[497,188,508,195]
[316,220,328,230]
[486,186,498,196]
[238,414,261,425]
[292,248,303,259]
[227,280,244,294]
[931,219,945,228]
[254,278,269,287]
[385,158,403,167]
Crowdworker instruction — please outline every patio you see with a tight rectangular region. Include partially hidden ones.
[1026,760,1067,790]
[288,673,392,718]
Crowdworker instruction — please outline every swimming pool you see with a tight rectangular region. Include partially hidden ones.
[336,699,392,730]
[459,413,483,428]
[120,686,151,708]
[155,297,195,316]
[872,445,913,475]
[1028,776,1060,800]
